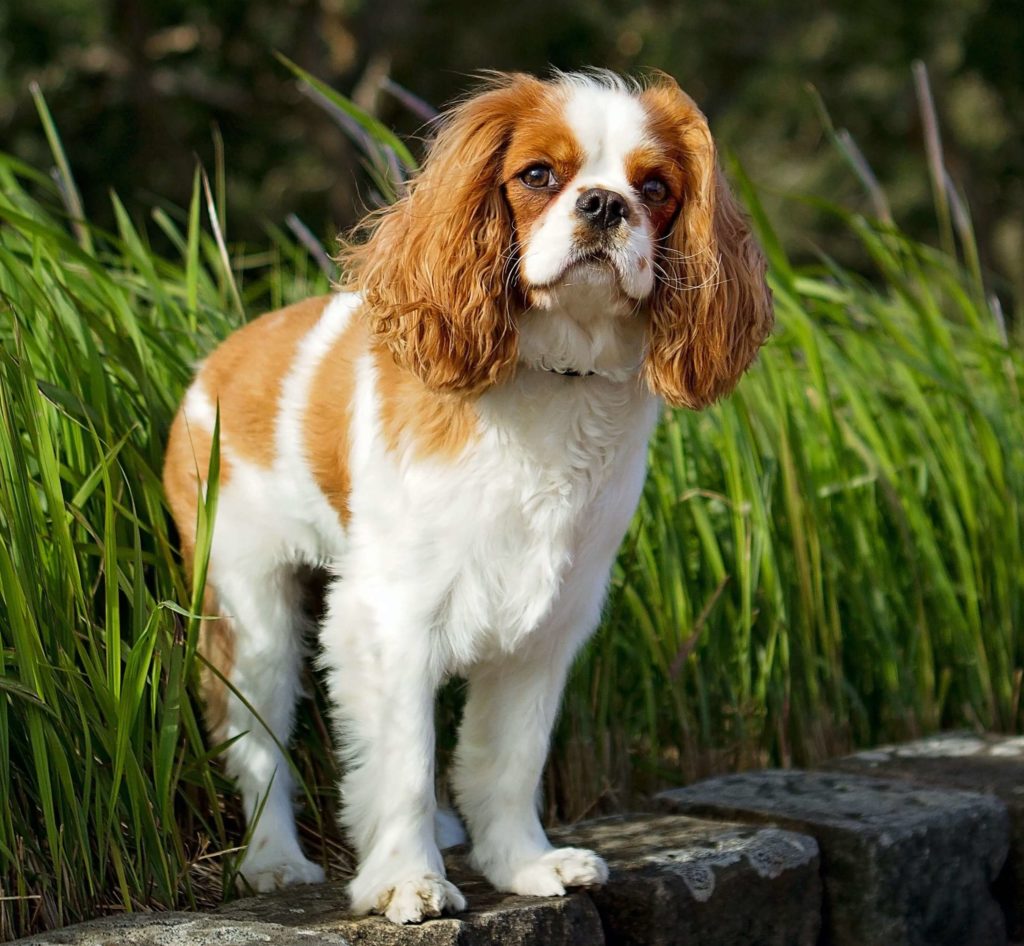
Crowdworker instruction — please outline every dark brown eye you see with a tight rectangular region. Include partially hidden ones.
[520,165,555,189]
[641,178,668,203]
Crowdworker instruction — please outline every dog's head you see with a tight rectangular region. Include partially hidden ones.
[342,71,773,408]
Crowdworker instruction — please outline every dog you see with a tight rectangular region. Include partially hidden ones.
[163,69,772,924]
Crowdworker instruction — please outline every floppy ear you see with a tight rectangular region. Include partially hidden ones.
[342,75,543,394]
[642,80,773,409]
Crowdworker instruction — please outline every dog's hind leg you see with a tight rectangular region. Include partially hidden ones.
[204,563,325,892]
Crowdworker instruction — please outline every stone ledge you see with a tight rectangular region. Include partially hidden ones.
[658,769,1010,946]
[17,880,602,946]
[820,731,1024,939]
[219,873,602,945]
[11,911,356,946]
[14,813,821,946]
[16,748,1021,946]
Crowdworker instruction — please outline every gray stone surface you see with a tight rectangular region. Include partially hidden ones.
[219,872,602,945]
[12,911,356,946]
[16,879,601,946]
[14,868,601,946]
[552,814,821,946]
[821,731,1024,939]
[12,813,823,946]
[658,769,1010,946]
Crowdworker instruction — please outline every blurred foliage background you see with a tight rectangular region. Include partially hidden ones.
[1,0,1022,306]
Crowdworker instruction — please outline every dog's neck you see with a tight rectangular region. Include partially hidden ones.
[516,277,648,383]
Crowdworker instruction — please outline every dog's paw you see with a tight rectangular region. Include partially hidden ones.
[507,847,609,897]
[238,847,326,893]
[351,871,466,924]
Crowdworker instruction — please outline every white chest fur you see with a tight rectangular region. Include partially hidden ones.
[343,299,658,670]
[459,373,656,660]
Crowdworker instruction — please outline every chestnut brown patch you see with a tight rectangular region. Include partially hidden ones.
[198,586,234,741]
[502,91,584,250]
[163,402,233,566]
[637,77,774,409]
[340,76,551,395]
[624,144,684,238]
[373,341,480,460]
[197,295,330,467]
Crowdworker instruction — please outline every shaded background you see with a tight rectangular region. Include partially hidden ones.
[1,0,1021,302]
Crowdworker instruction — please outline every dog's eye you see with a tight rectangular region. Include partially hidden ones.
[641,178,668,203]
[520,165,556,189]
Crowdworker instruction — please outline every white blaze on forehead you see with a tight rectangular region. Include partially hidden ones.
[561,80,650,179]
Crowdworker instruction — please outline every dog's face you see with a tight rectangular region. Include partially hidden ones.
[503,75,684,306]
[344,71,773,408]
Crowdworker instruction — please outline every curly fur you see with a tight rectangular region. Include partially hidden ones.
[340,76,547,394]
[641,79,774,408]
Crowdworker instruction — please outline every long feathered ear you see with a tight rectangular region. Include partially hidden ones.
[341,75,543,393]
[642,79,773,409]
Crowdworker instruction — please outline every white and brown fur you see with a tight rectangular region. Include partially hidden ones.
[163,70,772,924]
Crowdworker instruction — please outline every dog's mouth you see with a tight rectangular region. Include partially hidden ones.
[524,239,653,307]
[569,245,613,267]
[524,249,641,314]
[550,246,621,285]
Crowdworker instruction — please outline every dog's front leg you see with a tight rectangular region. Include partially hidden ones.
[452,630,609,897]
[320,582,465,924]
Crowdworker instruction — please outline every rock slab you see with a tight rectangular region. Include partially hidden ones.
[658,769,1010,946]
[13,812,821,946]
[822,731,1024,938]
[219,874,602,946]
[15,878,602,946]
[553,814,821,946]
[11,911,356,946]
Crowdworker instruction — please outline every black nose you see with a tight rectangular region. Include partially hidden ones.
[575,188,629,230]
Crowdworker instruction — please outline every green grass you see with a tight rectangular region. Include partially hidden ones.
[558,188,1023,815]
[0,128,332,936]
[0,86,1021,939]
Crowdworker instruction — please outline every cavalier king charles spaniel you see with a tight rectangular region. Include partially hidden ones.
[164,70,773,924]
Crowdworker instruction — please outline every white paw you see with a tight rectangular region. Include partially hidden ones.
[351,872,466,924]
[238,847,326,893]
[508,847,609,897]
